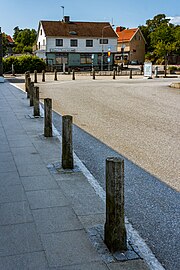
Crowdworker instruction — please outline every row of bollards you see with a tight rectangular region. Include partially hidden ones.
[24,71,127,253]
[30,69,134,83]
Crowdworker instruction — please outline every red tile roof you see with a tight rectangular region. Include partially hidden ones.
[7,35,14,43]
[116,28,138,42]
[41,21,118,38]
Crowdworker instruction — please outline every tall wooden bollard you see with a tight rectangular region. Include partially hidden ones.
[113,69,116,80]
[68,67,71,75]
[33,86,40,117]
[92,68,95,80]
[34,70,37,83]
[72,70,75,80]
[42,70,45,82]
[27,77,31,98]
[54,69,57,81]
[104,157,127,252]
[29,82,34,107]
[25,71,30,92]
[129,69,132,79]
[44,98,52,137]
[62,115,74,169]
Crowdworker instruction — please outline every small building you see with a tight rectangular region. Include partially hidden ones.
[116,27,146,64]
[35,17,118,70]
[6,35,15,56]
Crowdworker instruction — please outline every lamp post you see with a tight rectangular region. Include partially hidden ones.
[101,25,114,72]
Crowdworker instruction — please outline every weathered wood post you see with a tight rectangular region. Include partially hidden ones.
[72,70,75,80]
[164,65,167,78]
[113,69,116,80]
[42,70,45,82]
[104,157,127,252]
[27,76,31,98]
[25,71,30,92]
[54,69,57,81]
[44,98,52,137]
[92,68,95,80]
[34,70,37,83]
[62,115,74,169]
[33,86,40,117]
[68,67,71,74]
[29,82,34,107]
[129,69,132,79]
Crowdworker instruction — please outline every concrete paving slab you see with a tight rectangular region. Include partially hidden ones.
[0,223,43,256]
[0,160,17,173]
[8,137,33,148]
[59,261,109,270]
[21,175,58,191]
[78,213,106,228]
[0,143,10,152]
[0,201,33,225]
[32,206,83,233]
[108,260,149,270]
[16,162,50,177]
[0,152,14,162]
[26,189,69,209]
[0,171,21,186]
[0,251,49,270]
[0,185,26,203]
[40,230,101,267]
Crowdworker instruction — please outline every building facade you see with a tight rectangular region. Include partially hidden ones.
[35,17,118,70]
[116,27,146,64]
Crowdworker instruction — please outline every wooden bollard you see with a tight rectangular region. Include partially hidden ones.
[72,70,75,80]
[42,70,45,82]
[112,69,116,79]
[34,70,37,83]
[33,86,40,117]
[62,115,74,169]
[104,157,127,252]
[68,67,71,75]
[27,77,31,98]
[25,71,30,92]
[129,69,132,79]
[44,98,52,137]
[54,69,57,81]
[92,68,95,80]
[29,82,34,107]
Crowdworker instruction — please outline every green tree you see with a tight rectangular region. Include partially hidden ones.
[139,14,179,63]
[2,33,8,56]
[13,27,37,54]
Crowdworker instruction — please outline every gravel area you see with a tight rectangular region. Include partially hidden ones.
[11,74,180,191]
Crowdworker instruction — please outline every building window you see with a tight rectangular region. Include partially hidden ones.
[40,29,42,35]
[55,53,68,64]
[56,39,63,46]
[80,54,92,64]
[43,39,45,46]
[70,39,78,47]
[100,39,108,44]
[86,40,93,47]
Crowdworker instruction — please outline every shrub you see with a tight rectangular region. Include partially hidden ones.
[3,55,46,74]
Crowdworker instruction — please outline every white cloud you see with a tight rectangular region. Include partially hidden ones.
[168,16,180,25]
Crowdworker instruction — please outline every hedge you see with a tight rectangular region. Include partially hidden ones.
[3,55,46,74]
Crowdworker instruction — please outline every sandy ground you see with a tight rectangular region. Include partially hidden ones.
[11,73,180,191]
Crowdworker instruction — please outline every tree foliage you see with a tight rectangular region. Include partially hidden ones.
[3,55,46,74]
[13,27,37,54]
[2,33,8,56]
[139,14,180,63]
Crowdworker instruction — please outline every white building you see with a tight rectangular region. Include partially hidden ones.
[35,16,118,70]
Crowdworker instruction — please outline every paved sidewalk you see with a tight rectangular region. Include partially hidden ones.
[0,81,149,269]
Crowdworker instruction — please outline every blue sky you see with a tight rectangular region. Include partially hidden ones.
[1,0,180,35]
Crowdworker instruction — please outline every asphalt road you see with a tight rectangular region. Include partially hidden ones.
[11,75,180,269]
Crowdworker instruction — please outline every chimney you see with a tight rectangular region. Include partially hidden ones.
[64,16,70,23]
[116,26,124,32]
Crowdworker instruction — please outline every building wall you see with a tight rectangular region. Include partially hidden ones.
[46,37,117,53]
[129,32,145,63]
